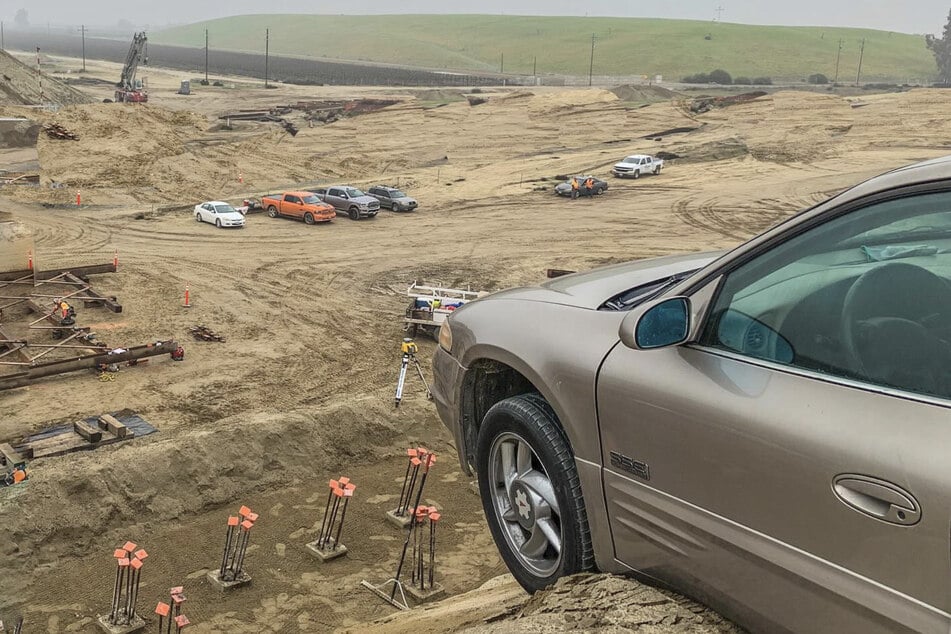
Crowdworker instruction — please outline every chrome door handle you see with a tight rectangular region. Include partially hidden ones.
[833,474,920,526]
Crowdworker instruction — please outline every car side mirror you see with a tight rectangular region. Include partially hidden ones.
[620,297,691,350]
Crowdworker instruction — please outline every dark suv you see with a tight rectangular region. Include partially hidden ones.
[367,186,418,212]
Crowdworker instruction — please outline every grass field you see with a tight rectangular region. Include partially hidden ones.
[152,15,936,82]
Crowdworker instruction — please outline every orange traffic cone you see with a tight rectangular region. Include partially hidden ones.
[183,284,191,308]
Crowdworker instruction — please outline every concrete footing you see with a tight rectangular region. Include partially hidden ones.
[405,581,445,603]
[96,614,146,634]
[207,569,252,590]
[306,539,348,561]
[385,509,412,528]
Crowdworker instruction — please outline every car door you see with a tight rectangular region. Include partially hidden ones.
[597,187,951,633]
[285,194,302,219]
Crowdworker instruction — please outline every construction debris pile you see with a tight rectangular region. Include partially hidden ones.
[689,91,768,114]
[42,123,78,141]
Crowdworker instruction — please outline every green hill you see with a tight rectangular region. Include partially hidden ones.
[152,15,936,82]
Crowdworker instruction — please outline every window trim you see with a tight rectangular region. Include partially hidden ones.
[679,180,951,302]
[688,343,951,411]
[687,181,951,404]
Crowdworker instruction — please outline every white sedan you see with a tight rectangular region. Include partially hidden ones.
[194,201,246,228]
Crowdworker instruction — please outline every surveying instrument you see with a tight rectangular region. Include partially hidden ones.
[394,337,432,408]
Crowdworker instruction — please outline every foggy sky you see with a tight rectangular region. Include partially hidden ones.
[5,1,948,35]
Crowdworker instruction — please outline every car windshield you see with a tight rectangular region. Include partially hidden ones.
[345,188,365,197]
[389,190,407,198]
[302,195,321,204]
[213,204,236,214]
[624,157,641,163]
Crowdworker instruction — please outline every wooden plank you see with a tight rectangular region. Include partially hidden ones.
[97,414,128,438]
[63,273,122,313]
[73,420,103,443]
[0,262,116,282]
[0,442,23,468]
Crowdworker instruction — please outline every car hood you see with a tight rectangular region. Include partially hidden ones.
[481,251,724,309]
[395,196,417,203]
[219,212,245,221]
[614,161,637,167]
[351,196,379,205]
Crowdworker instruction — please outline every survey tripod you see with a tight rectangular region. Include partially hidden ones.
[394,338,432,408]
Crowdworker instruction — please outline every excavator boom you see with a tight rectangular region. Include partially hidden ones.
[115,32,148,103]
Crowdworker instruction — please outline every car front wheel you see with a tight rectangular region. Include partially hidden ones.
[195,213,202,223]
[476,394,593,593]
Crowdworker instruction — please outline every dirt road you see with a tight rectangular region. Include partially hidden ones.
[0,53,947,631]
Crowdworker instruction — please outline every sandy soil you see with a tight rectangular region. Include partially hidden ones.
[0,52,948,632]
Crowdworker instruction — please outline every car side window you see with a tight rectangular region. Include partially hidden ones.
[286,195,300,204]
[328,188,342,197]
[700,190,951,401]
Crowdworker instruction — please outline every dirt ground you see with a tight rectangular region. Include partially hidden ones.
[0,52,949,632]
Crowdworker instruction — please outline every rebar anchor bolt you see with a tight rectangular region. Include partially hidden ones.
[208,506,257,589]
[99,541,147,633]
[308,476,356,561]
[387,447,435,528]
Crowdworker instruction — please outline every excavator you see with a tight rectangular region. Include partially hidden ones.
[115,32,148,103]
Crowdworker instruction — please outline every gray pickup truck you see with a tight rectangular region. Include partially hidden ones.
[309,186,381,220]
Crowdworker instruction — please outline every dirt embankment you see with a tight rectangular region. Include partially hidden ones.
[0,49,91,106]
[354,573,743,633]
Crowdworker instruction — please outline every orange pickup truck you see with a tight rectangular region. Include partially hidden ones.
[262,192,336,225]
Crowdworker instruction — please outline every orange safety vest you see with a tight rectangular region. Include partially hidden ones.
[571,179,579,189]
[585,179,594,188]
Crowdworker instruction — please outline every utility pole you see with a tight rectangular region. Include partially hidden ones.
[79,25,87,72]
[833,38,843,84]
[265,28,269,88]
[855,37,866,86]
[588,33,596,87]
[715,5,724,23]
[204,29,209,84]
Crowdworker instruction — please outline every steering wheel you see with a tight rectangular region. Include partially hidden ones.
[842,263,951,395]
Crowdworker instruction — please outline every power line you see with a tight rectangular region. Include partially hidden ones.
[78,25,87,72]
[588,33,596,87]
[204,29,209,84]
[833,38,843,84]
[855,37,866,86]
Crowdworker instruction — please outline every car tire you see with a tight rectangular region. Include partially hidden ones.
[215,219,221,228]
[195,213,202,223]
[392,203,400,211]
[633,170,640,179]
[476,394,594,594]
[304,212,315,225]
[349,207,360,220]
[595,186,604,195]
[267,206,278,218]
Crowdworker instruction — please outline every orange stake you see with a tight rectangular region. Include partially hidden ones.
[183,284,191,308]
[76,190,81,206]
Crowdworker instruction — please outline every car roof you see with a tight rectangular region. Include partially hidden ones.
[622,155,649,160]
[206,200,231,206]
[372,185,400,191]
[284,191,316,197]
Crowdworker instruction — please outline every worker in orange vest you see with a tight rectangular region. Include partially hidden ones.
[584,177,595,197]
[570,177,580,199]
[60,300,75,325]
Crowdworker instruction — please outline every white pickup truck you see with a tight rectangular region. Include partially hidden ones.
[611,154,664,179]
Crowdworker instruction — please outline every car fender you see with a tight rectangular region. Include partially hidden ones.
[453,299,625,464]
[451,300,629,575]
